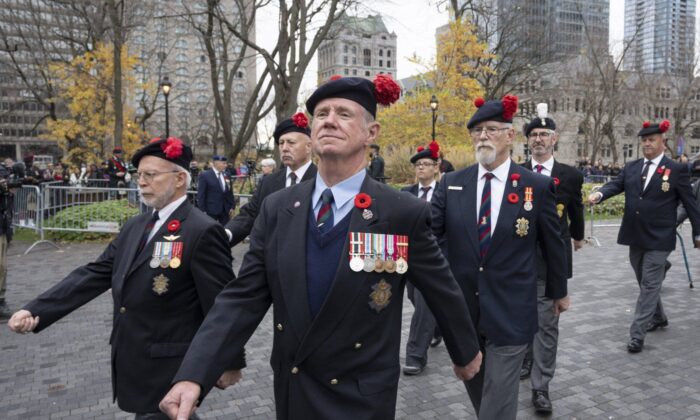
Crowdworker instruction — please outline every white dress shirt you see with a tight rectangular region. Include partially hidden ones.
[147,195,187,243]
[532,156,554,178]
[476,158,511,232]
[213,169,226,191]
[417,180,437,202]
[642,153,664,191]
[286,160,313,187]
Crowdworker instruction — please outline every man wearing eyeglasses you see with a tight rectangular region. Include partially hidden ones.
[431,96,568,420]
[519,107,584,414]
[7,138,244,419]
[402,140,444,376]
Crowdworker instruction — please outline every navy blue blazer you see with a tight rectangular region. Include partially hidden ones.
[432,161,567,346]
[174,176,479,420]
[598,156,700,251]
[197,169,235,218]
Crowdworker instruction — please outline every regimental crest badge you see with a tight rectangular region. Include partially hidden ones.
[369,279,392,313]
[152,274,170,295]
[661,181,670,192]
[515,217,530,237]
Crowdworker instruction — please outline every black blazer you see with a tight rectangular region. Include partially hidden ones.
[174,176,480,420]
[598,156,700,251]
[523,160,585,278]
[225,163,317,246]
[24,201,240,413]
[196,169,235,219]
[432,162,567,346]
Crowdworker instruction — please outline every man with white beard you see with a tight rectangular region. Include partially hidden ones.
[431,96,568,420]
[7,137,243,419]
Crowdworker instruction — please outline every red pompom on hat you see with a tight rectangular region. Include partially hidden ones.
[642,121,651,128]
[416,146,425,152]
[162,137,184,159]
[659,119,671,132]
[428,140,440,159]
[329,74,342,81]
[474,97,485,108]
[501,95,519,121]
[373,74,401,106]
[291,112,309,129]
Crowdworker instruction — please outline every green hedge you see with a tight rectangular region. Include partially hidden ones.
[582,183,625,218]
[44,199,140,242]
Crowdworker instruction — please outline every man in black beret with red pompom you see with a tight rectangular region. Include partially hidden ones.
[8,137,244,419]
[432,95,568,420]
[161,75,482,420]
[589,120,700,354]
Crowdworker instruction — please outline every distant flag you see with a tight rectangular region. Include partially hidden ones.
[677,136,685,155]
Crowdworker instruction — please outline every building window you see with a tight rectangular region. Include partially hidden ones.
[379,49,383,57]
[352,69,357,75]
[352,46,357,54]
[343,56,348,64]
[387,50,391,57]
[387,61,391,67]
[363,49,371,66]
[365,70,370,76]
[344,68,349,75]
[352,57,356,65]
[343,45,348,53]
[379,60,383,67]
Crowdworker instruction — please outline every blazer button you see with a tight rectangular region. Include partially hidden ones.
[475,292,479,296]
[330,379,338,385]
[119,307,126,314]
[479,267,484,272]
[636,211,640,215]
[291,367,299,374]
[354,342,362,349]
[276,323,283,331]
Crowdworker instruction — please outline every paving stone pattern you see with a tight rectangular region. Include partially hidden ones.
[1,223,700,419]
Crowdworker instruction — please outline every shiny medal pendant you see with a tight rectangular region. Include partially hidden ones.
[169,257,181,269]
[374,258,385,273]
[149,257,160,269]
[363,255,376,272]
[523,201,533,211]
[160,257,171,269]
[523,187,534,211]
[661,181,670,192]
[383,234,396,273]
[350,255,364,272]
[384,259,396,273]
[373,233,385,273]
[396,257,408,274]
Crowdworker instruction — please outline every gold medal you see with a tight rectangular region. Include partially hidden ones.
[152,274,169,295]
[384,259,396,273]
[169,257,181,269]
[374,258,385,273]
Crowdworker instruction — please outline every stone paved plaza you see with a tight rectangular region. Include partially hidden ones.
[1,222,700,419]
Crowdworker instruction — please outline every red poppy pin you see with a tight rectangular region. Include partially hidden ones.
[167,219,181,233]
[507,193,519,204]
[354,193,372,209]
[656,166,665,174]
[510,173,521,188]
[553,177,560,186]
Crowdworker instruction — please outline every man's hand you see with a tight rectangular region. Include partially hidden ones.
[587,192,602,205]
[160,381,201,420]
[453,351,482,381]
[215,370,242,389]
[553,295,570,316]
[8,310,39,334]
[573,239,586,251]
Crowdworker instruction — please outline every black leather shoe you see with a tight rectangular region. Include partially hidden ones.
[520,357,533,380]
[430,336,442,348]
[0,302,11,322]
[402,365,424,376]
[532,390,552,413]
[646,319,669,332]
[627,338,644,353]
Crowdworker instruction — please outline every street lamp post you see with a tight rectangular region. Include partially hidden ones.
[160,76,172,138]
[430,95,439,141]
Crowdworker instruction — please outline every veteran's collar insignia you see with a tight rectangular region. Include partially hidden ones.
[369,279,392,313]
[152,274,170,295]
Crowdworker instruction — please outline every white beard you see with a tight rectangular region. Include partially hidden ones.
[476,146,496,166]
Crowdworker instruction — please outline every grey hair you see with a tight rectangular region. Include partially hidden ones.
[260,158,276,167]
[173,163,192,187]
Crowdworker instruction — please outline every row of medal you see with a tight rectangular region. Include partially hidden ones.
[151,241,183,269]
[348,232,409,274]
[661,168,671,192]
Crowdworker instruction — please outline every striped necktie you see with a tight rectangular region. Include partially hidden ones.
[478,173,493,259]
[535,164,544,174]
[317,188,334,233]
[137,211,159,254]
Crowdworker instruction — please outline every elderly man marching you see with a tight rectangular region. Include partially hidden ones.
[431,96,569,420]
[520,104,585,413]
[159,75,482,420]
[588,120,700,353]
[7,137,244,419]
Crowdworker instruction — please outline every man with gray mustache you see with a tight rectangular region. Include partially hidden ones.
[431,96,568,420]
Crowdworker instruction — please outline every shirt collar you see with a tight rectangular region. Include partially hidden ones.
[532,156,554,172]
[286,160,313,180]
[154,195,187,222]
[647,153,664,166]
[478,158,511,182]
[419,180,437,190]
[313,168,366,209]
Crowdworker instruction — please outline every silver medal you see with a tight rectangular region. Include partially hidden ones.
[350,255,364,272]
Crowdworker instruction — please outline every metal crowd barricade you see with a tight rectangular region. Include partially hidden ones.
[11,185,60,254]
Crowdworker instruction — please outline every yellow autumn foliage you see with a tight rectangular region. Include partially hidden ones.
[378,20,490,184]
[45,43,147,166]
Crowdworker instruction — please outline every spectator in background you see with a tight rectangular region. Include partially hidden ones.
[368,143,385,182]
[438,151,455,175]
[259,158,276,177]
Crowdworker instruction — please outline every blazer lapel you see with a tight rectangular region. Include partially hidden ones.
[486,162,521,263]
[295,176,387,364]
[643,156,668,195]
[276,180,315,338]
[127,200,192,278]
[459,166,480,257]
